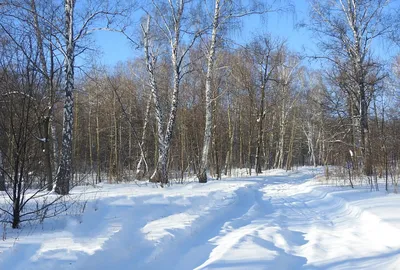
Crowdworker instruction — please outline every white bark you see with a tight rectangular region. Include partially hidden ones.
[274,56,299,169]
[144,0,198,185]
[142,15,166,184]
[198,0,221,183]
[310,0,389,175]
[55,0,74,195]
[136,93,152,179]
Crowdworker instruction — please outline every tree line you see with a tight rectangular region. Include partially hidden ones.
[0,0,400,228]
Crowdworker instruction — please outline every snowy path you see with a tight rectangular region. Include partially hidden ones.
[1,167,400,269]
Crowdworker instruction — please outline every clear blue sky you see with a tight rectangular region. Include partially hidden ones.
[91,0,314,67]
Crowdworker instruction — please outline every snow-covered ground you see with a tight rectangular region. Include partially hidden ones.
[1,167,400,270]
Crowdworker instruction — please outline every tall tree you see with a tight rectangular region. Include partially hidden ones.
[55,0,75,194]
[142,0,200,186]
[197,0,221,183]
[55,0,127,194]
[309,0,390,175]
[245,36,283,174]
[197,0,287,182]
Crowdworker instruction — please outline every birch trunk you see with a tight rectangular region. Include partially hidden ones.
[142,16,165,184]
[255,56,270,175]
[136,93,151,179]
[286,109,297,170]
[55,0,74,195]
[275,102,286,169]
[96,94,101,183]
[51,118,58,167]
[198,0,220,183]
[145,0,196,185]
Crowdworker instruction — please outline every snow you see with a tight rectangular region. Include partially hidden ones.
[1,167,400,269]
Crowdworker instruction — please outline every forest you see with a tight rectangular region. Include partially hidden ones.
[0,0,400,229]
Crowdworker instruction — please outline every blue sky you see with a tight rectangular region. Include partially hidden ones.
[91,0,313,67]
[240,0,313,50]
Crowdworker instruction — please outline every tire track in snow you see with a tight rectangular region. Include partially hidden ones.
[185,177,312,270]
[143,183,265,270]
[264,179,400,269]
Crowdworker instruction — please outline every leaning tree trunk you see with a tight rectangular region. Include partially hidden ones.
[152,50,181,185]
[142,16,173,186]
[136,93,152,180]
[55,0,74,195]
[142,16,165,185]
[198,0,221,183]
[146,0,194,185]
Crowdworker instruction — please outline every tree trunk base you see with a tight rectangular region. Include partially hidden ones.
[136,169,145,180]
[363,164,373,176]
[12,211,20,229]
[150,169,168,185]
[197,170,208,183]
[54,185,69,195]
[0,179,5,192]
[149,171,160,183]
[54,168,70,195]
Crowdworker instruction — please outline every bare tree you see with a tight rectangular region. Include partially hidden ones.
[274,51,300,169]
[0,38,67,228]
[197,0,221,183]
[309,0,390,175]
[197,0,288,182]
[245,36,283,174]
[0,0,63,192]
[142,0,201,186]
[55,0,128,194]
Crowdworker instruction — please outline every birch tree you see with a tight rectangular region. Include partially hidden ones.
[299,70,325,167]
[135,93,152,179]
[245,36,283,174]
[274,51,300,169]
[55,0,128,194]
[309,0,390,176]
[197,0,287,182]
[142,0,200,185]
[54,0,75,194]
[197,0,221,183]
